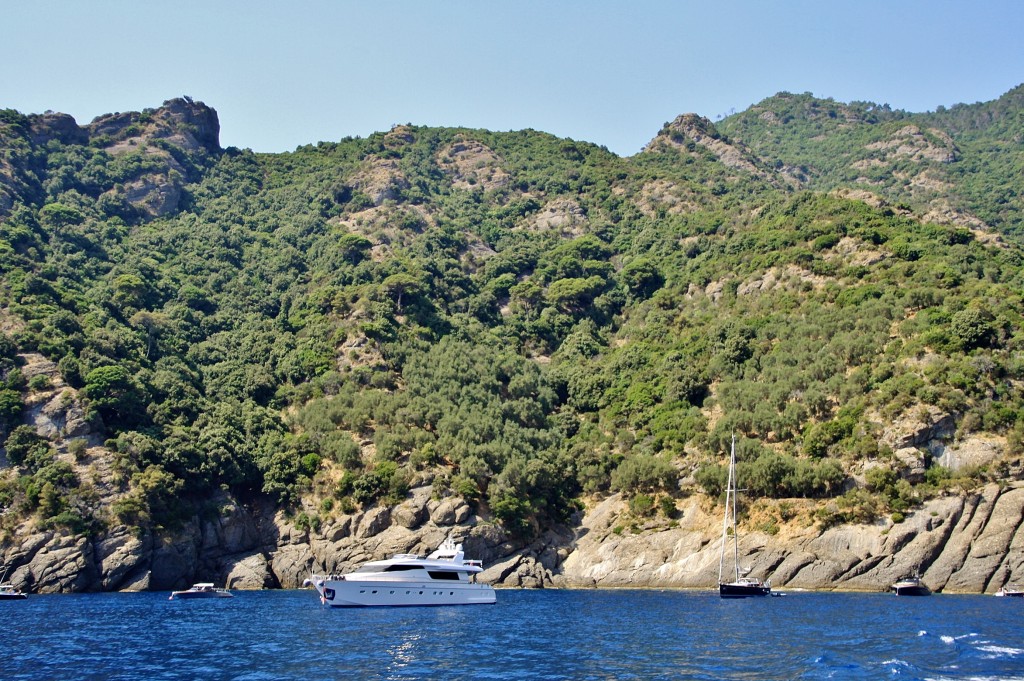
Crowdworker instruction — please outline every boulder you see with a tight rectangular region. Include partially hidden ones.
[224,553,273,589]
[321,516,352,542]
[893,447,927,482]
[936,436,1004,472]
[356,506,391,538]
[392,488,430,529]
[270,544,314,589]
[27,533,96,592]
[429,497,470,526]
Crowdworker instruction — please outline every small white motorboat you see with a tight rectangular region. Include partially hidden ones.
[891,572,931,596]
[169,583,233,600]
[995,584,1024,598]
[0,567,27,600]
[0,581,27,600]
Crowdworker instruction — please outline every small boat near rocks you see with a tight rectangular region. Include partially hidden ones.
[0,567,27,601]
[891,572,931,596]
[169,583,233,600]
[995,584,1024,597]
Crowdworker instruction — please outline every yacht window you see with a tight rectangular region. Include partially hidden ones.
[427,571,460,581]
[384,565,423,572]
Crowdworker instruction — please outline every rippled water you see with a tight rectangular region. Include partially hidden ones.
[2,589,1022,680]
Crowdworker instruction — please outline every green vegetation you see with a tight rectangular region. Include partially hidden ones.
[1,87,1023,540]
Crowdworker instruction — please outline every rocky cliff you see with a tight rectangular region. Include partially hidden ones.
[551,484,1024,593]
[3,479,1022,595]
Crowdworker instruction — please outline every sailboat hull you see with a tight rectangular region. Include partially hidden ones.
[719,582,771,598]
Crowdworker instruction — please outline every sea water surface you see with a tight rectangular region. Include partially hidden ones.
[3,588,1022,680]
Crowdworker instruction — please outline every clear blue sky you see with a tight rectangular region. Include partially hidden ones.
[3,1,1022,156]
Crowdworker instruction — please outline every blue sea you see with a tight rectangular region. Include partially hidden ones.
[2,588,1022,680]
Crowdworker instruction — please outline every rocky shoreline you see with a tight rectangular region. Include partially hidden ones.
[3,480,1022,596]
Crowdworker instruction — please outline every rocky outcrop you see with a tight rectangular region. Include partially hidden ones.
[14,98,221,220]
[650,115,760,173]
[553,484,1024,594]
[524,199,588,238]
[346,158,411,206]
[437,137,510,192]
[86,97,220,155]
[864,125,959,164]
[28,113,88,146]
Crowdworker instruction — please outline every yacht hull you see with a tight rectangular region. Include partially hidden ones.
[170,591,232,599]
[719,582,771,598]
[319,579,496,607]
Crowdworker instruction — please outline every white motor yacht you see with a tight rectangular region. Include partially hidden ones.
[305,536,496,607]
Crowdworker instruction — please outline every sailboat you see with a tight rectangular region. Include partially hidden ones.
[718,435,772,598]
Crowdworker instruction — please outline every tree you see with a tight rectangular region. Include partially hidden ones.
[619,258,663,298]
[382,273,424,313]
[336,233,373,265]
[0,388,23,427]
[611,455,676,496]
[4,425,53,472]
[951,308,993,350]
[83,364,147,429]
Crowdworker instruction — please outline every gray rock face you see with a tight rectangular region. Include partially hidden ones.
[94,526,150,590]
[555,484,1024,594]
[224,553,274,590]
[936,436,1003,472]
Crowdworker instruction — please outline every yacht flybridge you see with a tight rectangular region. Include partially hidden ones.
[305,536,496,607]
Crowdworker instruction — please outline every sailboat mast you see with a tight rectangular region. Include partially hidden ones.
[718,434,736,584]
[731,435,740,581]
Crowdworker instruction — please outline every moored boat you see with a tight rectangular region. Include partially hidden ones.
[718,435,772,599]
[0,567,27,600]
[995,584,1024,597]
[0,582,27,600]
[305,535,496,607]
[169,583,233,600]
[891,572,931,596]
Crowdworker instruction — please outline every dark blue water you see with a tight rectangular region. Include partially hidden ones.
[2,589,1022,680]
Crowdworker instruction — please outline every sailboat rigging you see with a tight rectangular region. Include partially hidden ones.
[718,434,772,598]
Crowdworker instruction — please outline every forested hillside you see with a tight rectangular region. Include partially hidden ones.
[1,86,1023,561]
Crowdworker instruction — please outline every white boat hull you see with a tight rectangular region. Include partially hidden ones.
[170,590,233,599]
[317,579,496,607]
